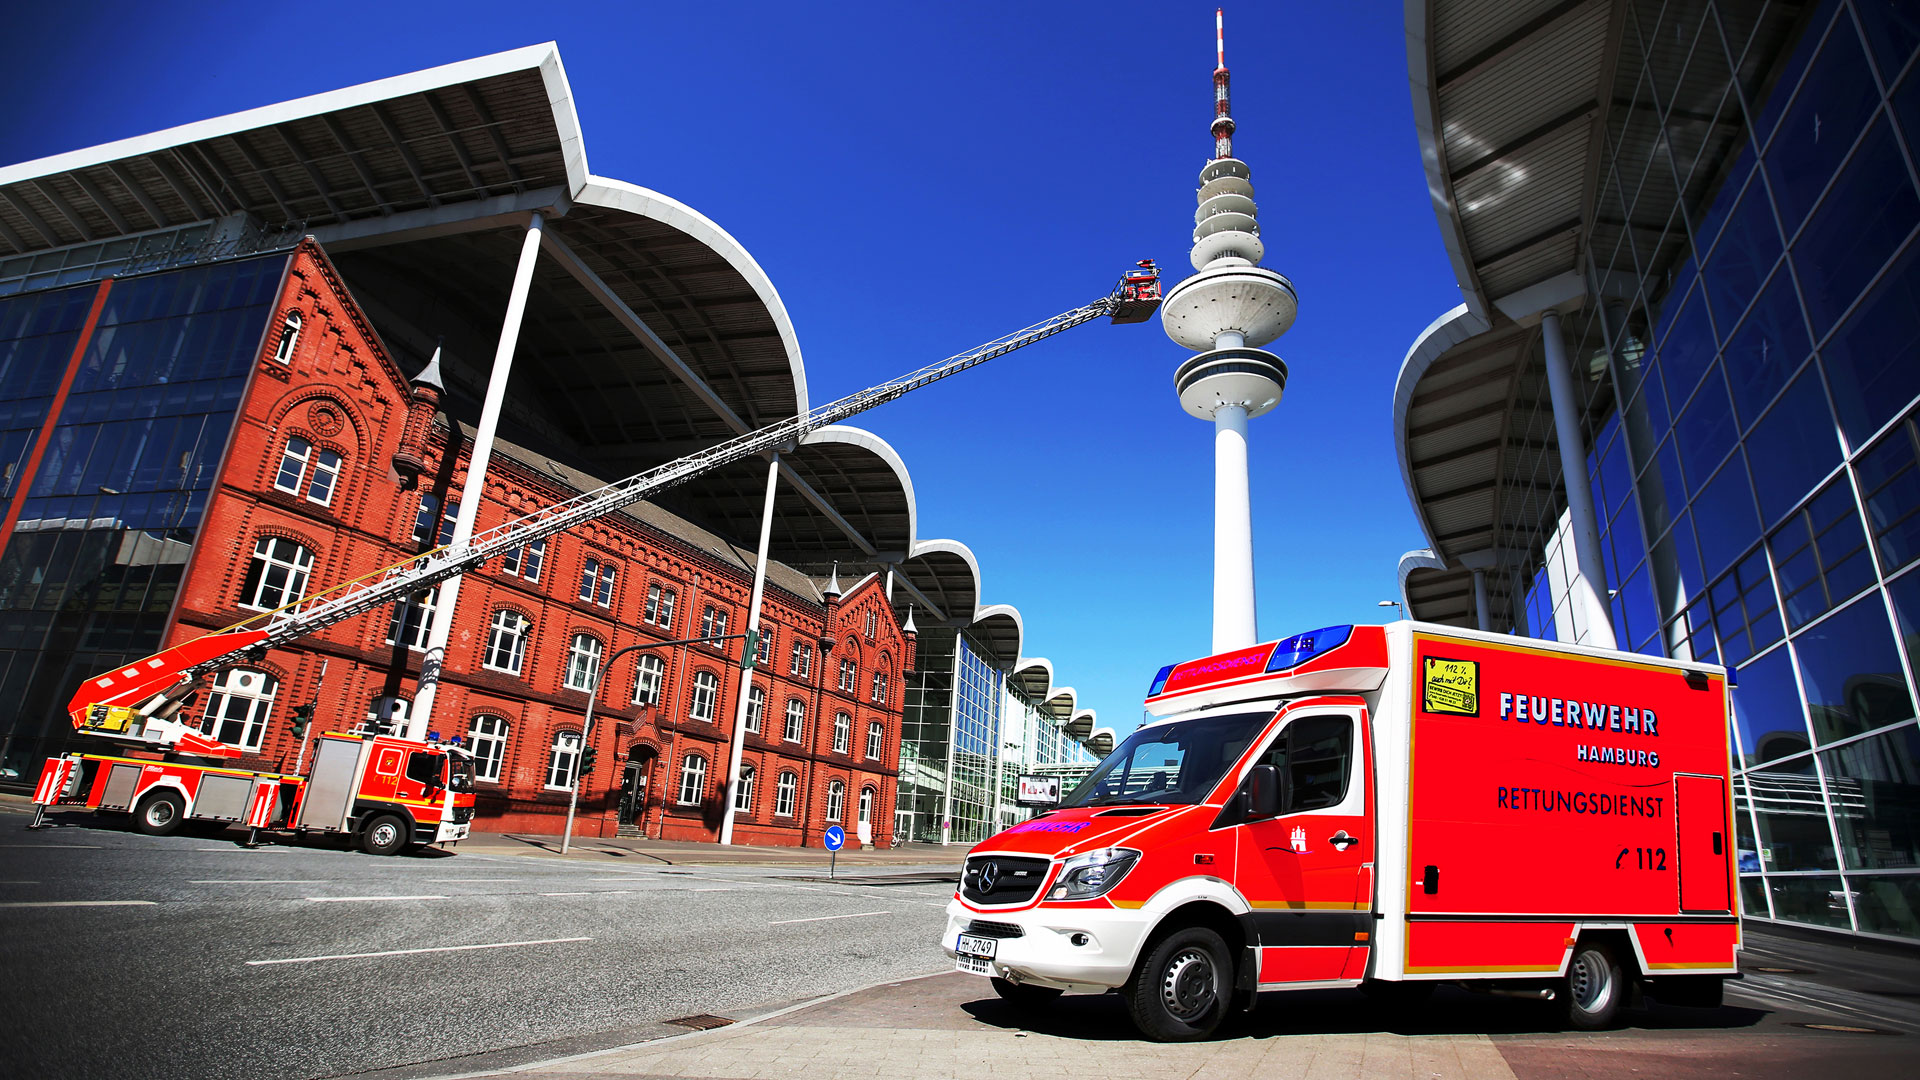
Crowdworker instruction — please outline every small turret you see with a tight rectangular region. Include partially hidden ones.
[392,341,446,488]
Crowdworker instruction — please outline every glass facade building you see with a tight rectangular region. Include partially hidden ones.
[1464,0,1920,943]
[0,255,284,779]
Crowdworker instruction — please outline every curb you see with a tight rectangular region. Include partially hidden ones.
[369,969,955,1080]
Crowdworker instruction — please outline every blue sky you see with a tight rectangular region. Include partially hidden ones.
[4,2,1462,737]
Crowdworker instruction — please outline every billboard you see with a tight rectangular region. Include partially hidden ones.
[1016,775,1061,807]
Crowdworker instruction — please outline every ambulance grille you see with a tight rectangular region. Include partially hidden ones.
[961,855,1050,905]
[965,920,1025,938]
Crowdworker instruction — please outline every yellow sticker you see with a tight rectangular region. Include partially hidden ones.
[1422,656,1479,716]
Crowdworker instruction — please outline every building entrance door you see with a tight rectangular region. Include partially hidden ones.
[618,755,650,826]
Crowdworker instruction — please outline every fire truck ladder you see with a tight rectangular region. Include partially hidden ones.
[72,266,1162,748]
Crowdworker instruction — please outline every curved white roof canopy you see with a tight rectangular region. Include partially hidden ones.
[1009,658,1054,703]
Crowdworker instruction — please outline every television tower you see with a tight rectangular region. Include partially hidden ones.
[1161,8,1297,653]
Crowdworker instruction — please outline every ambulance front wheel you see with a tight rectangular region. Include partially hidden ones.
[1127,926,1232,1041]
[1563,942,1624,1030]
[990,977,1062,1006]
[360,814,410,857]
[132,790,186,836]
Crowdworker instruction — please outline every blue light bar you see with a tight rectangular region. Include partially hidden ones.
[1265,625,1353,672]
[1147,664,1176,696]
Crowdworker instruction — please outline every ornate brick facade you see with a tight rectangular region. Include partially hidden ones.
[169,240,906,845]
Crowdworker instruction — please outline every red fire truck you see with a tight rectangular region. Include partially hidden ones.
[944,622,1737,1040]
[31,727,475,856]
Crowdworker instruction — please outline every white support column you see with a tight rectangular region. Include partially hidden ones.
[1472,569,1492,632]
[1213,403,1257,652]
[407,211,544,738]
[1539,309,1618,650]
[718,455,782,845]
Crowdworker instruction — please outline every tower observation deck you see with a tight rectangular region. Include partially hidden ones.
[1160,8,1297,653]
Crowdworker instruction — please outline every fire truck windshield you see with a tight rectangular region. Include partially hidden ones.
[1059,710,1273,808]
[447,754,474,793]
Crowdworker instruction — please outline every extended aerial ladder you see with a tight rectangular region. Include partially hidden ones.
[68,264,1163,756]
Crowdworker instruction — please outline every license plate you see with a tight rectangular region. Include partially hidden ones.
[955,933,997,959]
[955,954,992,976]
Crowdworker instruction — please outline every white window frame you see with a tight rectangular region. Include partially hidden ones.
[643,584,676,629]
[754,627,774,666]
[502,538,545,583]
[734,764,755,813]
[677,753,707,805]
[832,712,851,754]
[783,699,804,742]
[272,312,301,363]
[775,771,798,816]
[745,684,765,734]
[858,786,874,825]
[632,652,665,705]
[871,670,887,705]
[483,609,529,675]
[701,605,729,643]
[826,779,845,822]
[866,721,883,761]
[240,536,313,611]
[466,714,509,783]
[564,634,603,692]
[305,446,342,506]
[689,670,718,722]
[198,668,276,750]
[273,436,312,495]
[838,657,857,693]
[386,586,439,650]
[546,730,582,791]
[790,641,811,678]
[864,607,877,639]
[580,557,616,607]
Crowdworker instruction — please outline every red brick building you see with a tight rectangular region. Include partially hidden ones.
[169,240,909,845]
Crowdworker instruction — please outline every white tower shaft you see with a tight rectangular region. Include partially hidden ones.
[1212,403,1256,651]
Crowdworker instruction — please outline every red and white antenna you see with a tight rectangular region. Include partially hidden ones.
[1212,7,1235,159]
[1216,7,1226,71]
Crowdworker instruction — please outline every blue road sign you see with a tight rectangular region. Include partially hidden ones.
[823,824,846,851]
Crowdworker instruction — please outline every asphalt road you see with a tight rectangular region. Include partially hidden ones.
[0,807,957,1080]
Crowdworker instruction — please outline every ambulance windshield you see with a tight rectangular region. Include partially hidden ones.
[1059,710,1273,808]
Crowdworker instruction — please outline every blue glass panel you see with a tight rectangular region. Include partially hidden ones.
[1857,423,1920,571]
[1752,6,1830,149]
[1677,365,1739,492]
[1794,594,1915,743]
[1852,0,1920,78]
[1694,149,1754,255]
[1733,647,1809,766]
[1766,18,1882,233]
[1611,489,1647,574]
[1888,570,1920,663]
[1657,286,1719,404]
[1618,565,1658,656]
[1724,266,1812,426]
[1743,367,1842,526]
[1597,419,1632,518]
[1694,452,1762,582]
[1793,117,1920,338]
[1742,547,1786,651]
[1822,239,1920,445]
[1642,436,1688,540]
[1702,176,1782,330]
[1662,508,1706,604]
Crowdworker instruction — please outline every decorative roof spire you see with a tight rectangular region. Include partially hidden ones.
[412,337,446,393]
[901,604,917,635]
[823,561,842,598]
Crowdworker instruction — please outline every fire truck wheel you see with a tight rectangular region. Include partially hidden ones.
[1564,941,1625,1030]
[990,977,1063,1006]
[360,814,410,856]
[1126,926,1232,1041]
[132,790,186,836]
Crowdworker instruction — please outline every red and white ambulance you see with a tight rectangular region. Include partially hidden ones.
[944,622,1737,1040]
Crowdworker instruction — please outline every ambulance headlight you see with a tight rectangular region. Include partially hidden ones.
[1049,847,1140,900]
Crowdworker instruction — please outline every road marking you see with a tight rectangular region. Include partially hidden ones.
[246,936,592,966]
[540,890,630,896]
[189,880,328,885]
[0,844,100,849]
[541,891,592,896]
[423,878,516,883]
[195,847,291,852]
[0,900,156,908]
[0,880,41,884]
[769,910,891,925]
[306,895,448,903]
[693,887,734,892]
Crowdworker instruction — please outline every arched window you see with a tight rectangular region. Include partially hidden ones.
[274,436,342,506]
[838,657,858,693]
[689,670,718,721]
[864,607,877,639]
[832,712,851,754]
[564,634,603,691]
[789,640,812,678]
[858,786,875,825]
[644,583,676,628]
[199,668,277,750]
[240,536,313,611]
[368,696,409,736]
[866,720,884,761]
[483,610,529,675]
[272,312,301,364]
[677,753,708,805]
[734,764,756,813]
[745,684,765,734]
[870,670,888,705]
[546,730,582,790]
[632,653,665,705]
[826,779,845,822]
[775,771,798,816]
[386,586,439,650]
[466,715,509,782]
[783,699,804,742]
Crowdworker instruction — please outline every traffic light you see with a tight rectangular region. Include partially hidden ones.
[739,629,759,671]
[580,745,599,777]
[290,702,316,738]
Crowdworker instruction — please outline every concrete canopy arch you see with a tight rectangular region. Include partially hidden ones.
[1085,728,1116,757]
[969,605,1024,672]
[1009,658,1054,703]
[1064,710,1096,740]
[895,539,981,628]
[1042,688,1076,725]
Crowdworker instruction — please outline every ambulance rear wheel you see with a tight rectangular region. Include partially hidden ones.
[990,977,1062,1006]
[1127,926,1231,1041]
[1564,942,1624,1030]
[360,814,409,856]
[132,790,186,836]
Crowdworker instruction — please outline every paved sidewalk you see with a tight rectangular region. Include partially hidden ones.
[457,829,964,872]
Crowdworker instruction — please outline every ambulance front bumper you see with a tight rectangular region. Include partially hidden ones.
[942,900,1153,992]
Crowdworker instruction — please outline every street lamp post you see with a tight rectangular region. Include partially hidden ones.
[1378,599,1404,619]
[560,632,747,854]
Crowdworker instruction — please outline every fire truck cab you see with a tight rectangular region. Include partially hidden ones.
[944,622,1737,1040]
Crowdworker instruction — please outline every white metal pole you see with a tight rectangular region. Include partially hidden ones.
[408,212,544,738]
[1212,402,1257,652]
[1539,309,1618,649]
[718,454,781,845]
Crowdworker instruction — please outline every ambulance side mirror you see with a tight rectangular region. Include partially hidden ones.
[1245,765,1284,819]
